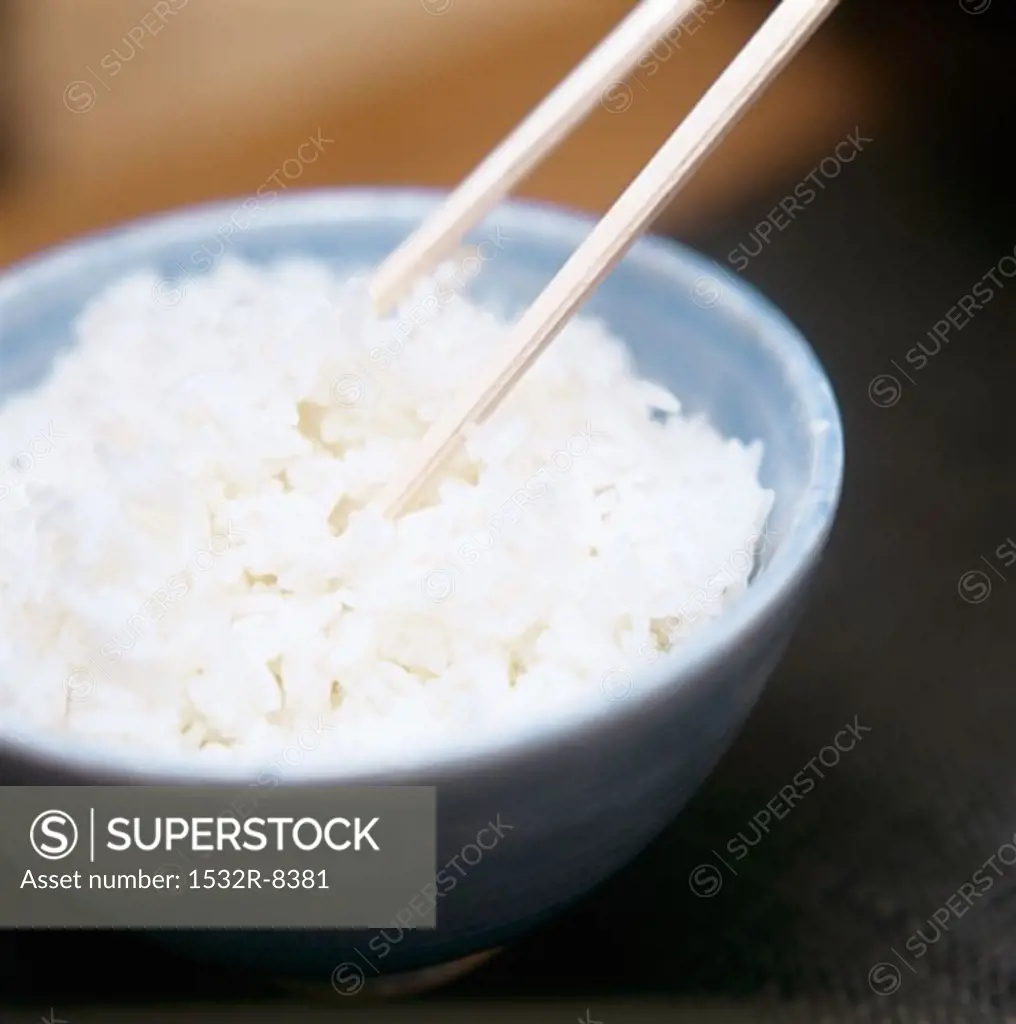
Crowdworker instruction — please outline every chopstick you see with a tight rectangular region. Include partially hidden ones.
[369,0,703,316]
[377,0,840,521]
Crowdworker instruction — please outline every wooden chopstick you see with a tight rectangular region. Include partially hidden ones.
[377,0,841,521]
[369,0,703,316]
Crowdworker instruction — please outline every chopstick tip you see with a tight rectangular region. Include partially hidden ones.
[368,280,392,318]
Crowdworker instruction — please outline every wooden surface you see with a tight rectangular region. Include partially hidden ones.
[0,0,876,269]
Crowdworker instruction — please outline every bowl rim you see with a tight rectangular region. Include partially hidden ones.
[0,186,845,783]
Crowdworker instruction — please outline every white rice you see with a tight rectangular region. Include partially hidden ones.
[0,256,773,766]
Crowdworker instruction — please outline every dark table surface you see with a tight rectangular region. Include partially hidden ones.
[3,22,1016,1021]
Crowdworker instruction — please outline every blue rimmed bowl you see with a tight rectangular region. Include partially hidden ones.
[0,189,843,983]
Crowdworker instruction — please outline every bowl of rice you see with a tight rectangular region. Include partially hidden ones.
[0,189,842,982]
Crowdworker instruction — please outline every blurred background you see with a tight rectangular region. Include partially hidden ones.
[2,1,1015,1022]
[0,0,882,263]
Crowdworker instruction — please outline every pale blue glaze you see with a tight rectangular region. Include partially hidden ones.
[0,190,843,978]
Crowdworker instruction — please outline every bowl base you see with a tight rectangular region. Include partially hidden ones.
[281,947,502,1001]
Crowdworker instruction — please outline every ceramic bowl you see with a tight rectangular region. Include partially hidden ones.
[0,189,843,983]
